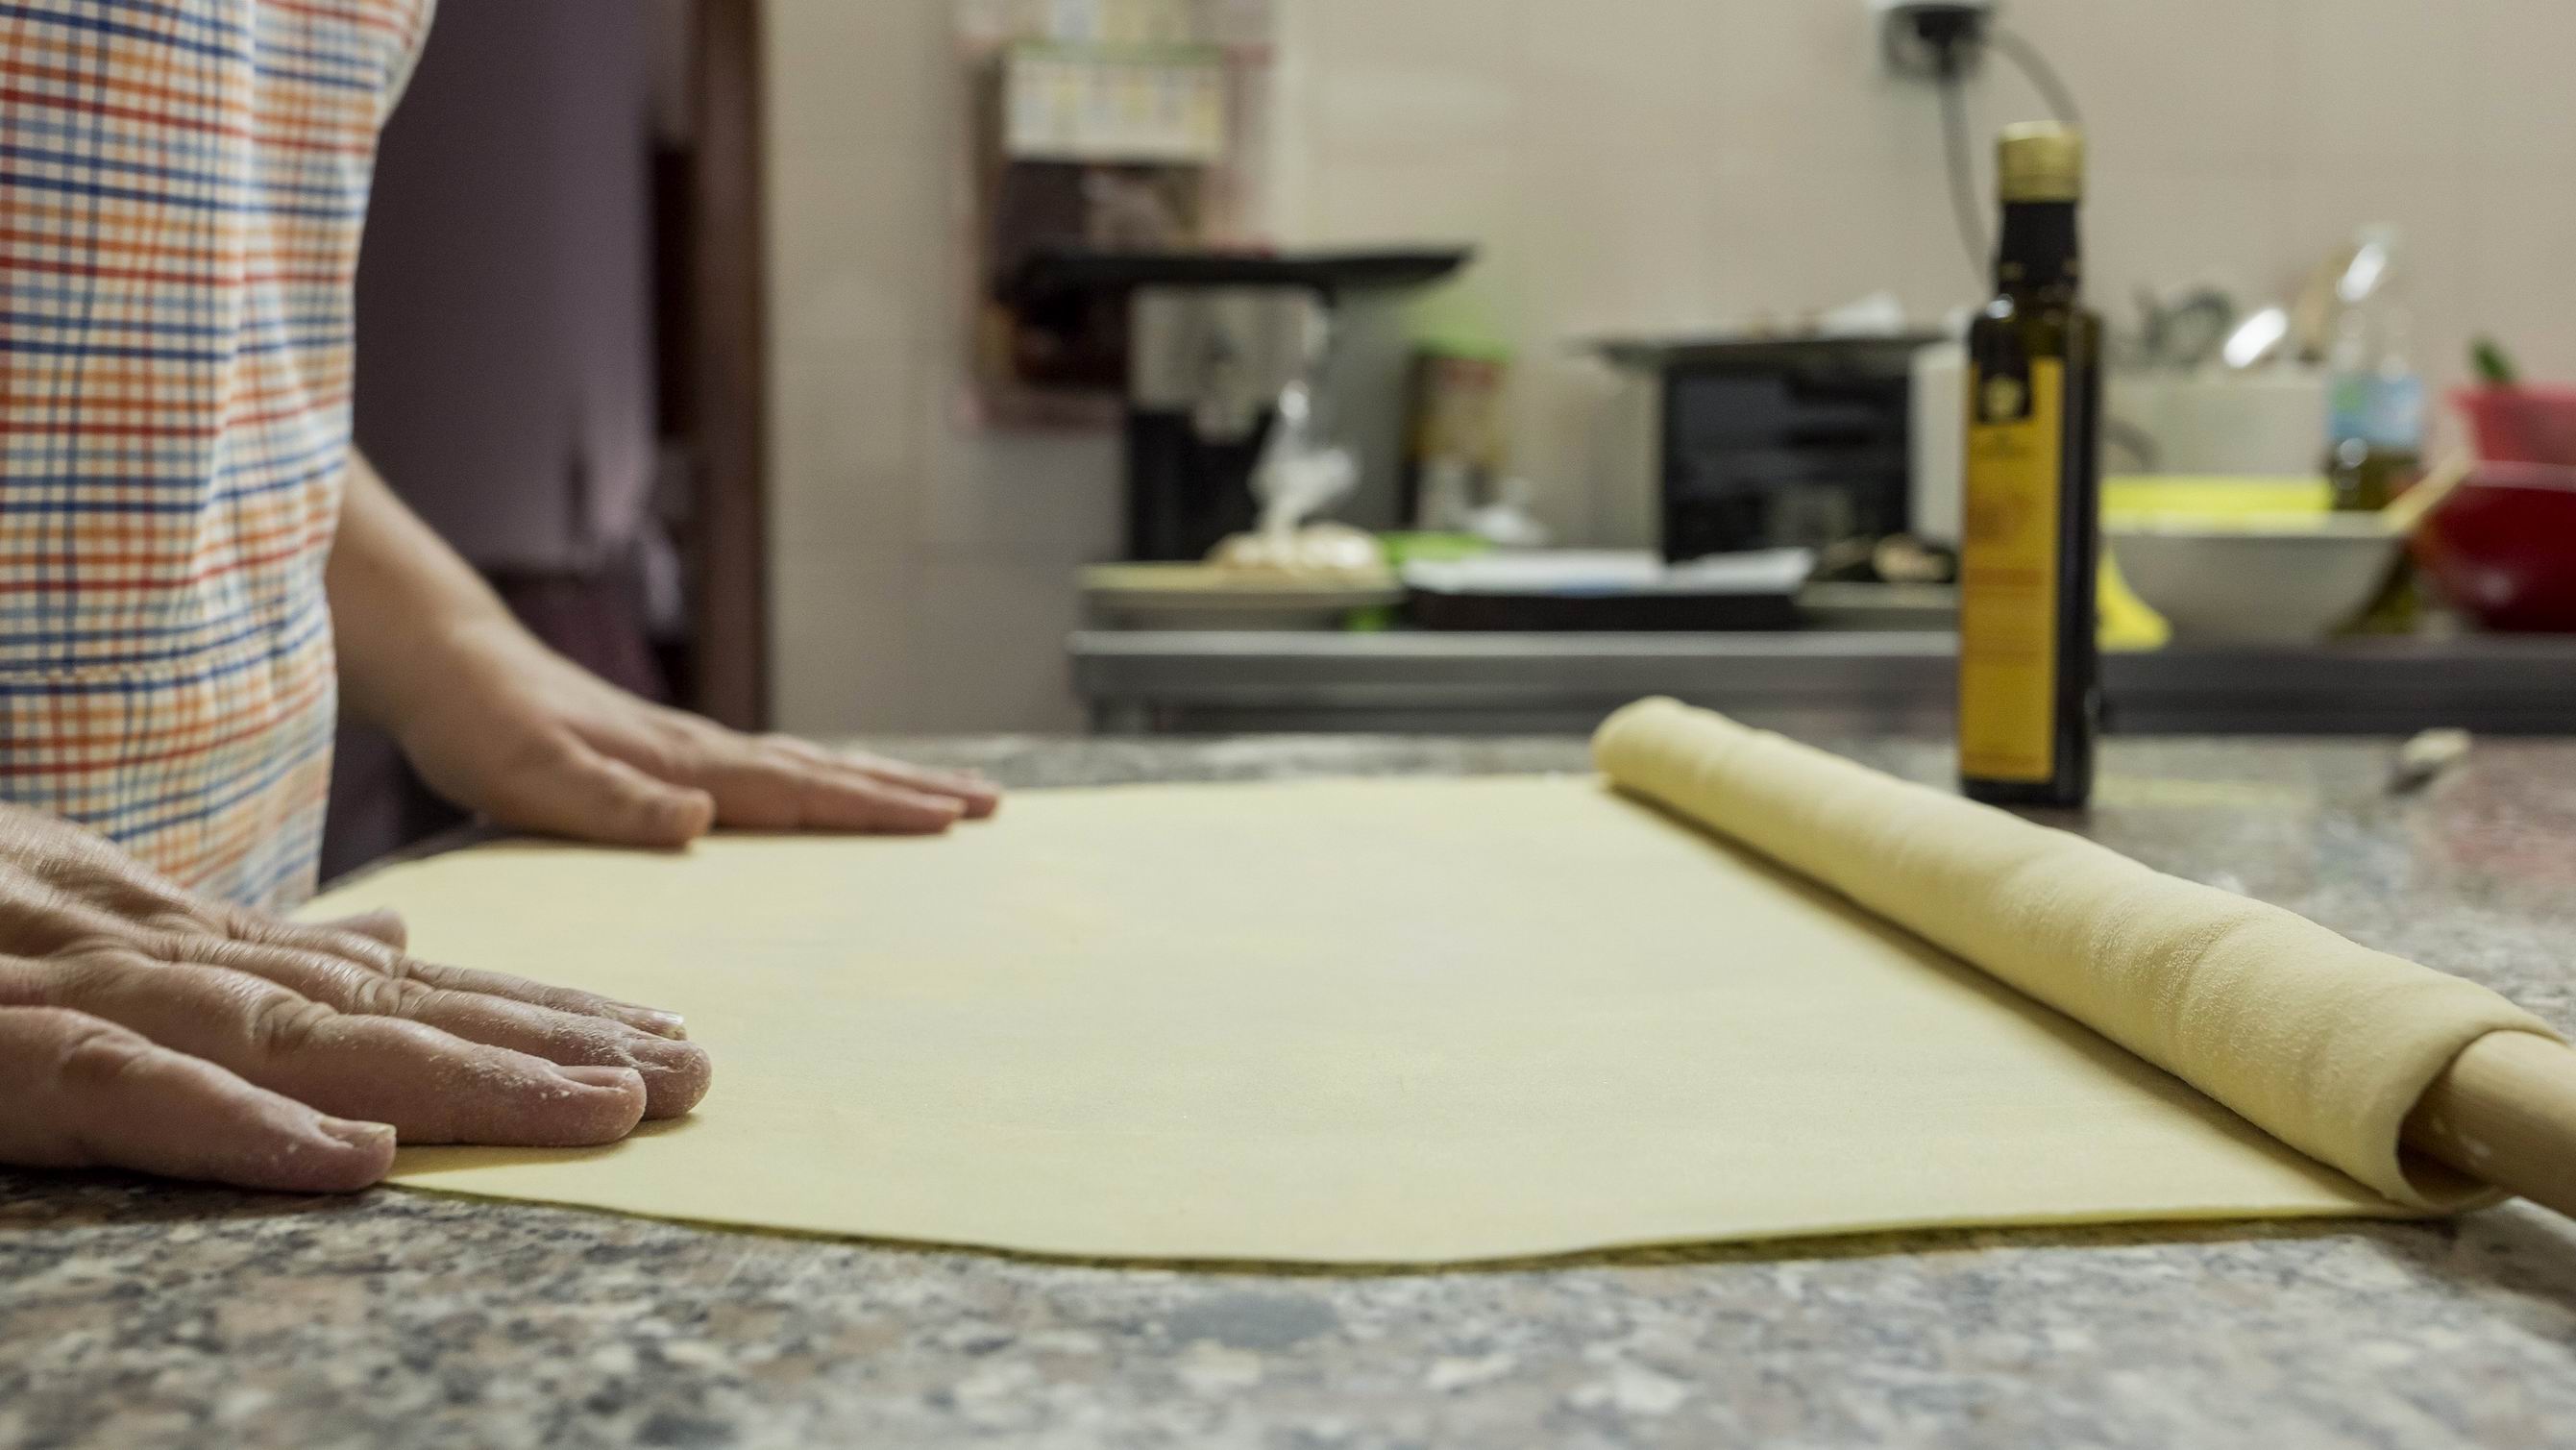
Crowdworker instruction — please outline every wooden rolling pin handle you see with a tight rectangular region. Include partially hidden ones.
[2402,1031,2576,1218]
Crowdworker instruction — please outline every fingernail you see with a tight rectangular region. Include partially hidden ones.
[625,1009,688,1040]
[317,1118,397,1152]
[553,1065,647,1092]
[338,908,403,930]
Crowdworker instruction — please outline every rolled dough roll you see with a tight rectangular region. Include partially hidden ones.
[1594,698,2557,1209]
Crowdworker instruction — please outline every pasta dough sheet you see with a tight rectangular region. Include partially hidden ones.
[312,773,2418,1265]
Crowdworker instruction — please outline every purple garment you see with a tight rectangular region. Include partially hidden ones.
[330,0,667,878]
[354,0,658,573]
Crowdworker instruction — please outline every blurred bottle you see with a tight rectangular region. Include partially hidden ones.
[1958,123,2099,809]
[2324,225,2424,508]
[2324,224,2424,631]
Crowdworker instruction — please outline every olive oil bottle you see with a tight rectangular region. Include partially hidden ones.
[1958,122,2100,808]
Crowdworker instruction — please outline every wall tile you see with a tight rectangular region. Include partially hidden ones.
[918,425,1126,561]
[1709,0,1926,172]
[2464,0,2576,165]
[2003,0,2292,172]
[1305,0,1532,155]
[1519,0,1725,145]
[2284,0,2470,164]
[2464,157,2576,386]
[1513,142,1728,339]
[768,0,947,152]
[1302,146,1523,246]
[770,545,922,734]
[774,546,1089,735]
[768,141,941,349]
[770,346,924,550]
[1704,153,1981,326]
[906,556,1092,732]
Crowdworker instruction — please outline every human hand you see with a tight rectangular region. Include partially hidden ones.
[391,619,1001,848]
[0,803,710,1192]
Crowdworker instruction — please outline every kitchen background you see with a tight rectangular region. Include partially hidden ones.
[766,0,2576,733]
[333,0,2576,855]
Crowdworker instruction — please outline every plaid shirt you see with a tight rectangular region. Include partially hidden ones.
[1,0,432,910]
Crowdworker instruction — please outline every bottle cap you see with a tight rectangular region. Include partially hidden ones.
[1997,122,2083,203]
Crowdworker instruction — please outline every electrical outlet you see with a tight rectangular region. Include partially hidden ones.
[1870,0,1994,79]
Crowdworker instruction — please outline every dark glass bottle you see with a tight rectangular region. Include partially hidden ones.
[1958,123,2101,809]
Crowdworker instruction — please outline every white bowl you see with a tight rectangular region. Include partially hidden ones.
[2106,516,2399,645]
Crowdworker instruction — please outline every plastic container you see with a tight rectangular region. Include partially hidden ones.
[2326,226,2424,456]
[2411,462,2576,631]
[2452,385,2576,467]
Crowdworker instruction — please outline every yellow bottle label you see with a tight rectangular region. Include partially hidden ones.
[1959,357,2064,782]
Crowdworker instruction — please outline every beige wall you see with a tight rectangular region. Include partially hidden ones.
[766,0,1113,734]
[766,0,2576,732]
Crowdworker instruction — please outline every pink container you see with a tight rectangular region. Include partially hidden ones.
[2453,385,2576,466]
[2412,462,2576,632]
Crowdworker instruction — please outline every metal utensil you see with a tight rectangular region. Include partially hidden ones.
[2291,242,2359,363]
[2220,306,2291,370]
[2157,287,2237,370]
[2128,286,2239,371]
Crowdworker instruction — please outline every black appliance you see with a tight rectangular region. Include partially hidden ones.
[1597,333,1941,564]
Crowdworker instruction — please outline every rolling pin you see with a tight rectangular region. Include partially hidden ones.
[1597,699,2576,1225]
[2405,1030,2576,1219]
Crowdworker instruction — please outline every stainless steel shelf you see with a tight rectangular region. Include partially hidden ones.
[1070,630,2576,736]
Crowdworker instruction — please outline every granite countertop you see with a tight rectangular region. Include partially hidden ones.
[7,733,2576,1450]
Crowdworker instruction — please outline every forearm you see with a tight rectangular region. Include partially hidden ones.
[324,454,994,842]
[325,452,524,730]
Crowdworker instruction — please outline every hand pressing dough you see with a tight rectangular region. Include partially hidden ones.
[305,739,2533,1264]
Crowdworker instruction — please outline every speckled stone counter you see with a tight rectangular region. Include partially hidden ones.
[7,734,2576,1450]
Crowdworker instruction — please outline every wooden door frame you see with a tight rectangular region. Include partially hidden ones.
[688,0,770,730]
